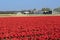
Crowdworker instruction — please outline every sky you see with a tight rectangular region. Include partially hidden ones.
[0,0,60,11]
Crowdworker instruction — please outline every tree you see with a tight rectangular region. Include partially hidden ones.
[41,8,52,11]
[53,7,60,12]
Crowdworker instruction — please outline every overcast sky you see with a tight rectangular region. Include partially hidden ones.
[0,0,60,11]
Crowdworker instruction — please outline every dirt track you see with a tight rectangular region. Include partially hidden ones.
[0,14,60,17]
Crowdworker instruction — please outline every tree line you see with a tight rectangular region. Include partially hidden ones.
[41,7,60,12]
[0,7,60,14]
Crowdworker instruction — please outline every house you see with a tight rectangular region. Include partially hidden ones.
[32,9,43,14]
[43,11,52,14]
[35,10,43,14]
[24,11,30,14]
[21,10,31,14]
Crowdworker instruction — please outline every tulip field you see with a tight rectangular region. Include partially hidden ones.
[0,16,60,40]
